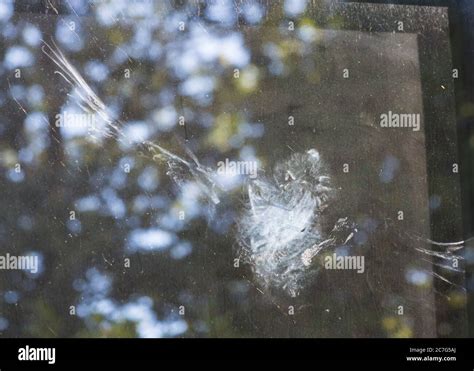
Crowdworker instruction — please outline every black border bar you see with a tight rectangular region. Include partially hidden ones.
[0,338,473,364]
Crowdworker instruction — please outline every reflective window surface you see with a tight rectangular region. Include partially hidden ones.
[0,0,473,338]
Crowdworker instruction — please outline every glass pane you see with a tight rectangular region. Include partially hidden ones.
[0,0,470,338]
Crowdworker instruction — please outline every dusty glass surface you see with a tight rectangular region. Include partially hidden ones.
[0,0,470,338]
